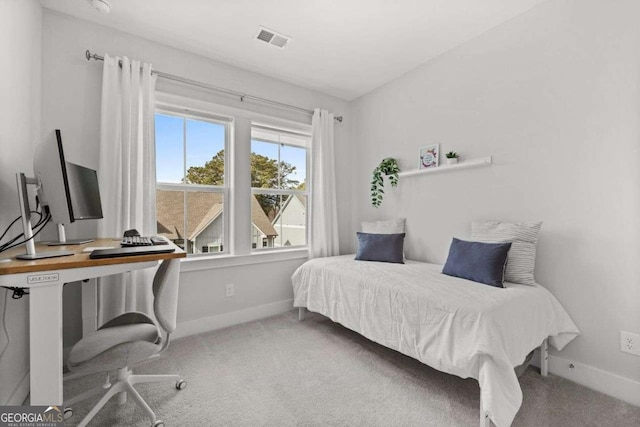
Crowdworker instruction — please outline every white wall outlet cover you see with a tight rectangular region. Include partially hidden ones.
[620,331,640,356]
[225,283,235,297]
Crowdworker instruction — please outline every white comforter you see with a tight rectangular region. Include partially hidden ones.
[292,255,579,426]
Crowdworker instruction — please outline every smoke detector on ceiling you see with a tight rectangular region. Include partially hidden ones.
[255,26,291,49]
[88,0,112,14]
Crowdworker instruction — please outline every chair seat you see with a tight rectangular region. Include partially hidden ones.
[69,313,160,367]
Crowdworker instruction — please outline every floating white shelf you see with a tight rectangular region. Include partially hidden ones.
[397,156,492,178]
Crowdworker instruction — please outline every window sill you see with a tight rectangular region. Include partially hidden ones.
[179,248,309,273]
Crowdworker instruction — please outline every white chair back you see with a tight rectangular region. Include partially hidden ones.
[152,259,180,334]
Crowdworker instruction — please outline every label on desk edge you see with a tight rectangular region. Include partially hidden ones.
[27,273,59,284]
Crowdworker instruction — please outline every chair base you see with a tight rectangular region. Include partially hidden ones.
[64,367,185,427]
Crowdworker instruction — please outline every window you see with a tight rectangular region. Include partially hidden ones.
[154,93,312,260]
[155,111,229,255]
[251,125,310,250]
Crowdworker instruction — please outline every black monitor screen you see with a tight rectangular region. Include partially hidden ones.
[65,162,103,220]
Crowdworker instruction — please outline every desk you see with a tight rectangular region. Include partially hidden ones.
[0,239,185,406]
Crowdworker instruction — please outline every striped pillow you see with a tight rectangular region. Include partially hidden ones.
[471,220,542,286]
[361,218,405,234]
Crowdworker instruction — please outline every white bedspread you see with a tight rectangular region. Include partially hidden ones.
[292,255,579,426]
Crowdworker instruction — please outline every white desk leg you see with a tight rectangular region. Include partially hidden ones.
[480,390,491,427]
[29,282,64,405]
[81,279,98,336]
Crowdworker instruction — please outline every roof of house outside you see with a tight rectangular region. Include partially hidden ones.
[189,200,223,241]
[250,196,278,237]
[156,189,277,241]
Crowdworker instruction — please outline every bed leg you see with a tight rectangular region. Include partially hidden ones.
[298,307,306,321]
[480,391,491,427]
[541,338,549,377]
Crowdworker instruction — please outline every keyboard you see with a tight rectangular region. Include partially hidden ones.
[121,236,169,247]
[90,246,175,259]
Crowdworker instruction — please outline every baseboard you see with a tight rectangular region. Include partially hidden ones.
[533,350,640,407]
[172,299,294,340]
[4,369,29,405]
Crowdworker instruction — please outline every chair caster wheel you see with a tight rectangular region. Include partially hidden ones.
[64,407,73,420]
[153,420,164,427]
[176,379,187,390]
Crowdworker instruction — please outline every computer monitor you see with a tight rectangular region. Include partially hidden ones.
[33,130,103,246]
[14,129,103,259]
[65,162,104,220]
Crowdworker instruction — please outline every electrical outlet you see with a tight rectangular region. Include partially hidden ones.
[225,283,234,297]
[620,331,640,356]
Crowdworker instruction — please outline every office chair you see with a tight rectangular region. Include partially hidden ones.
[64,259,186,427]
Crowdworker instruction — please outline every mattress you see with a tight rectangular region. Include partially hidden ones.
[292,255,579,426]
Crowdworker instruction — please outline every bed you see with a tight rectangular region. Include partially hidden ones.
[292,255,579,427]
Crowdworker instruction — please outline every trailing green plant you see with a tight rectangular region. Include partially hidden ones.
[445,151,459,159]
[371,157,399,208]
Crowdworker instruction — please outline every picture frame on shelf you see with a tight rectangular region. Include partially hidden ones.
[419,144,439,169]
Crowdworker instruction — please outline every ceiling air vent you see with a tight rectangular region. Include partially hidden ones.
[255,26,291,48]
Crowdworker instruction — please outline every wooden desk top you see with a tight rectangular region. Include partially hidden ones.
[0,238,186,275]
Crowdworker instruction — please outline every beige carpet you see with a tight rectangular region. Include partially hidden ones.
[63,310,640,426]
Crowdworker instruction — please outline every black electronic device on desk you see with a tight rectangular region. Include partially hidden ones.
[121,235,169,247]
[120,229,169,246]
[90,246,175,259]
[89,230,174,259]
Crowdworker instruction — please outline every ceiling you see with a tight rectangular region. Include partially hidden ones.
[40,0,548,101]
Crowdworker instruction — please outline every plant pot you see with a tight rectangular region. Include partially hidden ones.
[446,157,458,165]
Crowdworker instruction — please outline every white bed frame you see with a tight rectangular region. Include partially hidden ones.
[298,307,549,427]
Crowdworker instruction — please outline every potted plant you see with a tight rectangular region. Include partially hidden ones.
[371,157,399,208]
[445,151,459,165]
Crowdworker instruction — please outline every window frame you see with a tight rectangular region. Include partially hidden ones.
[154,107,231,257]
[154,91,313,266]
[250,125,311,252]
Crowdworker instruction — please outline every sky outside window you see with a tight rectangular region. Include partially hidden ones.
[156,113,307,186]
[155,114,184,183]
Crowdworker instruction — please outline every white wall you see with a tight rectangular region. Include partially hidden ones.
[40,10,350,348]
[348,0,640,392]
[0,0,42,404]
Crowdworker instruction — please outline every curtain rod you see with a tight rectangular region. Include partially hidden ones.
[85,50,343,123]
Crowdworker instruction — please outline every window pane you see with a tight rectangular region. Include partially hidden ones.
[251,140,279,189]
[185,119,225,185]
[271,194,307,248]
[156,189,225,255]
[185,191,225,255]
[280,145,306,189]
[251,193,280,249]
[156,188,185,249]
[155,114,184,183]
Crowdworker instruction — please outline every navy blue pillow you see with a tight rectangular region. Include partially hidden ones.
[442,238,512,287]
[355,232,405,264]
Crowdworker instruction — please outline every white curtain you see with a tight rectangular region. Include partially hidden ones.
[97,54,158,325]
[310,108,339,258]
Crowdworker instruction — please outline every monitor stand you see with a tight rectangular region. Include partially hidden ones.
[16,250,74,260]
[46,224,95,246]
[15,173,74,260]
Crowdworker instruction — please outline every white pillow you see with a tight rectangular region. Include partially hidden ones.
[361,218,406,234]
[471,220,542,286]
